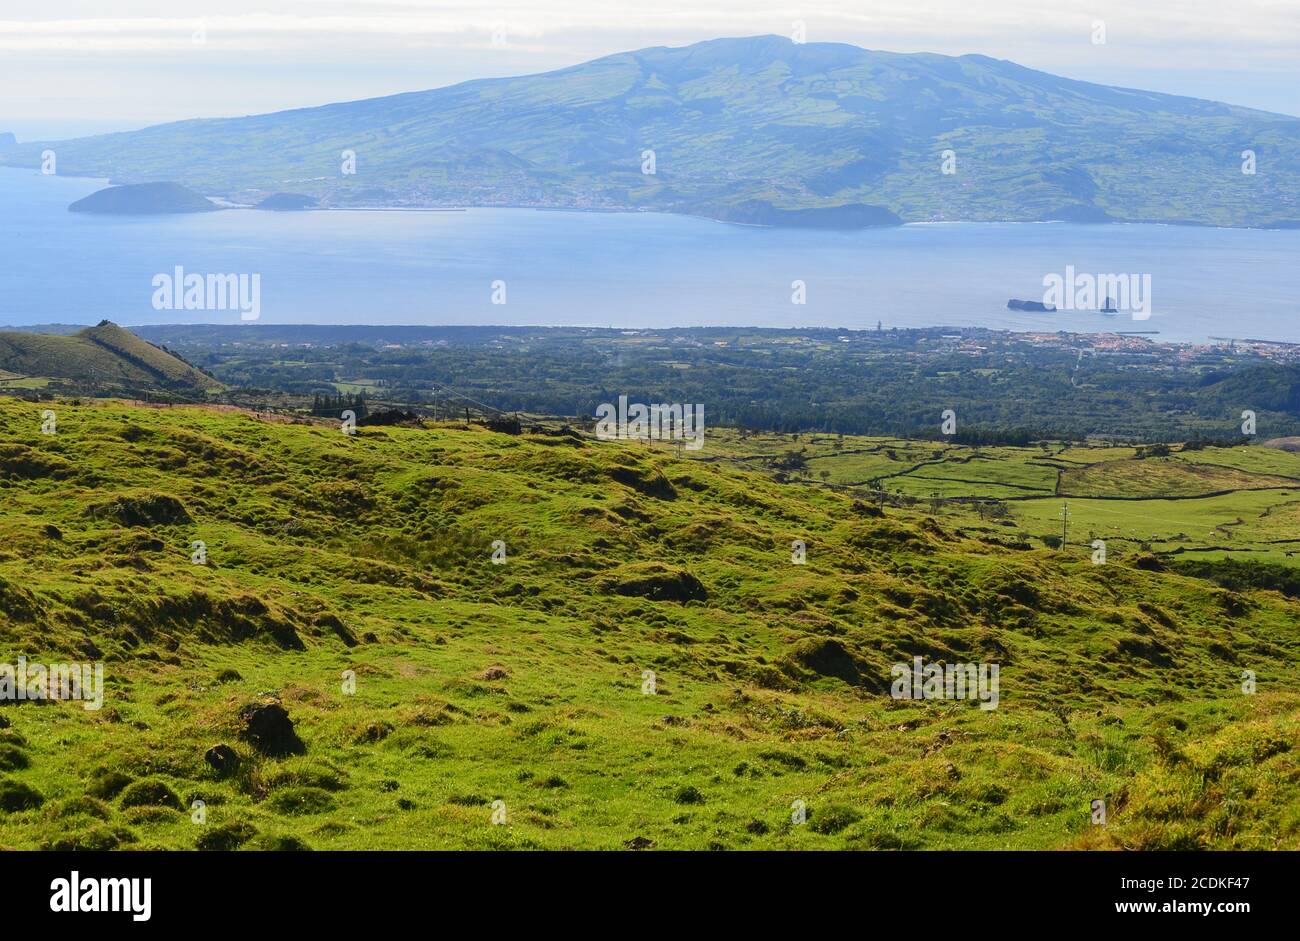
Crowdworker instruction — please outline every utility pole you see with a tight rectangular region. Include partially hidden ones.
[1060,501,1070,550]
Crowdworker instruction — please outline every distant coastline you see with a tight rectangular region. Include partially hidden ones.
[13,165,1295,232]
[12,322,1298,361]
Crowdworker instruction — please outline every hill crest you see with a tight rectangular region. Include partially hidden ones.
[0,321,220,395]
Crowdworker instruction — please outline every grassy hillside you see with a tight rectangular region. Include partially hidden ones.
[0,322,220,397]
[3,36,1298,226]
[0,398,1296,850]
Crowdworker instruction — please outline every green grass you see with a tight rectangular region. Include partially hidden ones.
[1060,457,1298,499]
[0,323,218,394]
[1011,489,1300,545]
[695,430,1300,562]
[1172,446,1300,480]
[0,399,1297,850]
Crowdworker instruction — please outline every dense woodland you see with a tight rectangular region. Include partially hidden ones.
[135,325,1300,443]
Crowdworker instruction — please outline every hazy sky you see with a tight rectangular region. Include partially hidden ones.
[3,1,1298,139]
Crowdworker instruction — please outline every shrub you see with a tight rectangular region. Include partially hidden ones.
[118,779,183,810]
[809,803,861,835]
[0,778,44,812]
[86,770,133,800]
[0,744,29,771]
[673,785,705,805]
[268,787,336,815]
[196,821,258,851]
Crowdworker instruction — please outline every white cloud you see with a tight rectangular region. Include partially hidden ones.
[1,2,1297,59]
[1,1,1297,124]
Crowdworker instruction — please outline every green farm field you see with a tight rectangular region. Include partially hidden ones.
[690,429,1300,565]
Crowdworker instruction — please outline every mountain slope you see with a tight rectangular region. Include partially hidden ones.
[1,35,1297,226]
[0,322,220,394]
[0,398,1296,849]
